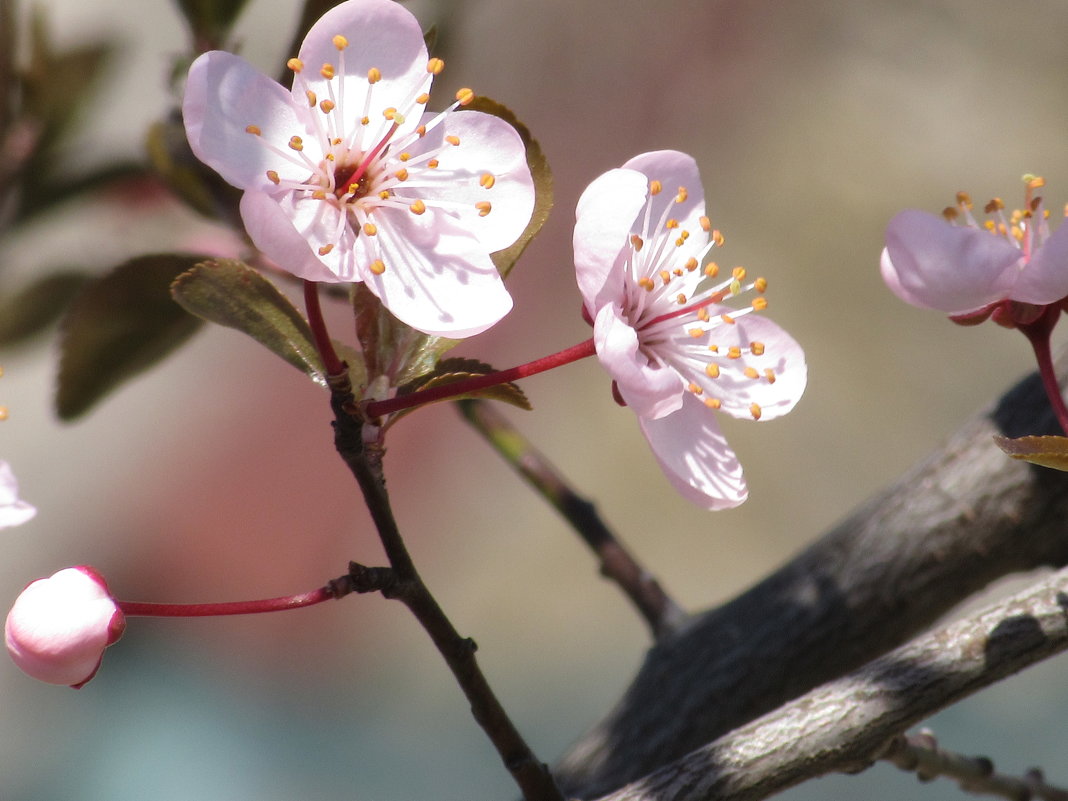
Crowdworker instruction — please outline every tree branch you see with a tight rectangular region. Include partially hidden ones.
[590,565,1068,801]
[556,366,1068,798]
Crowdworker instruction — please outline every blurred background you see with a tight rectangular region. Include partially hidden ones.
[4,0,1068,798]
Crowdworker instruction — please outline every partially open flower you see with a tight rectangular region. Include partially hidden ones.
[6,566,125,687]
[183,0,534,337]
[574,150,806,509]
[0,460,35,530]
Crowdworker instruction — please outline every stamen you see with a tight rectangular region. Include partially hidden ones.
[287,58,304,73]
[367,67,382,84]
[305,90,317,107]
[649,180,663,195]
[705,398,722,409]
[369,260,386,275]
[750,341,765,356]
[704,262,719,278]
[320,100,335,113]
[630,234,644,251]
[749,403,762,420]
[675,187,688,203]
[688,328,704,338]
[266,170,280,184]
[333,34,348,50]
[455,87,475,106]
[754,277,767,293]
[363,223,378,236]
[475,201,492,217]
[764,368,776,383]
[685,257,698,271]
[752,297,768,311]
[288,136,304,151]
[409,200,426,214]
[480,173,496,189]
[427,57,445,74]
[445,135,461,146]
[727,347,741,359]
[318,244,334,256]
[321,63,335,80]
[744,367,759,379]
[416,93,430,104]
[245,125,262,135]
[705,363,720,378]
[394,168,409,181]
[699,215,711,232]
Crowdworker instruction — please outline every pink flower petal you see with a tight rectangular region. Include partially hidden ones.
[6,566,125,687]
[639,394,748,510]
[184,51,317,193]
[621,150,707,237]
[361,210,513,337]
[883,209,1022,313]
[574,168,649,312]
[239,191,343,282]
[296,0,429,145]
[1014,220,1068,305]
[0,461,35,530]
[594,303,683,420]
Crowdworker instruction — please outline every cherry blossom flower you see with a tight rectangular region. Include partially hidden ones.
[183,0,534,337]
[574,150,807,509]
[0,460,35,529]
[6,566,125,687]
[881,177,1068,317]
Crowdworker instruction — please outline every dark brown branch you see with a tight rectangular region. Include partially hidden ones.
[881,730,1068,801]
[556,366,1068,798]
[457,398,687,640]
[329,386,564,801]
[590,565,1068,801]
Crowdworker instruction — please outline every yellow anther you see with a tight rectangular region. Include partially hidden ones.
[416,125,427,137]
[721,314,736,325]
[367,67,382,83]
[480,173,496,189]
[729,279,742,295]
[688,328,705,338]
[399,152,411,162]
[446,135,461,146]
[318,244,335,256]
[427,57,445,74]
[394,168,409,181]
[750,341,765,356]
[245,124,262,135]
[675,237,686,247]
[697,308,710,322]
[956,191,972,209]
[363,223,378,236]
[0,407,8,421]
[325,153,335,161]
[704,262,719,278]
[288,136,304,151]
[369,260,386,275]
[476,201,492,217]
[456,87,475,106]
[675,187,688,203]
[699,215,711,232]
[764,368,777,383]
[749,403,762,420]
[659,270,672,284]
[320,99,335,113]
[708,344,719,353]
[705,397,722,410]
[378,190,390,200]
[638,277,655,291]
[985,197,1005,213]
[705,363,720,378]
[673,268,684,277]
[630,234,644,251]
[649,180,663,195]
[287,58,304,73]
[428,158,439,168]
[665,219,679,229]
[685,257,698,271]
[688,382,703,395]
[416,93,430,104]
[744,367,759,380]
[266,170,280,185]
[712,230,725,246]
[727,346,742,359]
[361,116,370,125]
[752,297,768,311]
[320,63,336,79]
[732,266,747,281]
[409,199,427,215]
[312,189,327,200]
[383,107,398,120]
[306,90,317,107]
[754,277,767,293]
[333,34,349,50]
[942,206,959,221]
[676,293,687,305]
[1025,174,1045,189]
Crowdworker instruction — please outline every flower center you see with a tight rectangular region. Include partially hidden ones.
[943,174,1052,261]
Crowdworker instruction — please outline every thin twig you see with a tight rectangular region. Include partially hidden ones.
[328,380,565,801]
[881,730,1068,801]
[458,398,688,641]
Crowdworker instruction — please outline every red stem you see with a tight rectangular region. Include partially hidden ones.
[1020,309,1068,436]
[364,338,598,418]
[119,586,334,617]
[304,280,346,376]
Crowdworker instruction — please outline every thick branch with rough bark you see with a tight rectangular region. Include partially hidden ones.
[555,367,1068,798]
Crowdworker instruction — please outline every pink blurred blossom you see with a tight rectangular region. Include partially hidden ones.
[183,0,534,337]
[574,150,807,509]
[0,461,35,530]
[6,566,125,687]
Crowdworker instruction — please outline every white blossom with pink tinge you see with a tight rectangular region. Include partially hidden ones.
[0,460,35,530]
[183,0,534,337]
[6,566,125,687]
[574,151,807,510]
[881,180,1068,315]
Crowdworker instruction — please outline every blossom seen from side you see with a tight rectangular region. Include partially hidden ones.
[0,460,35,529]
[5,566,125,688]
[881,176,1068,320]
[574,150,807,510]
[183,0,535,337]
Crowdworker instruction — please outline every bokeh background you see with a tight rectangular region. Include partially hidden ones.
[4,0,1068,799]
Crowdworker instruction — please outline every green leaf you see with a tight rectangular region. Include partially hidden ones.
[396,357,531,418]
[171,259,326,383]
[462,96,553,279]
[0,271,88,345]
[993,435,1068,471]
[56,255,204,420]
[173,0,251,51]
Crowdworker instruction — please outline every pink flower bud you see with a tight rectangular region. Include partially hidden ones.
[5,566,126,688]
